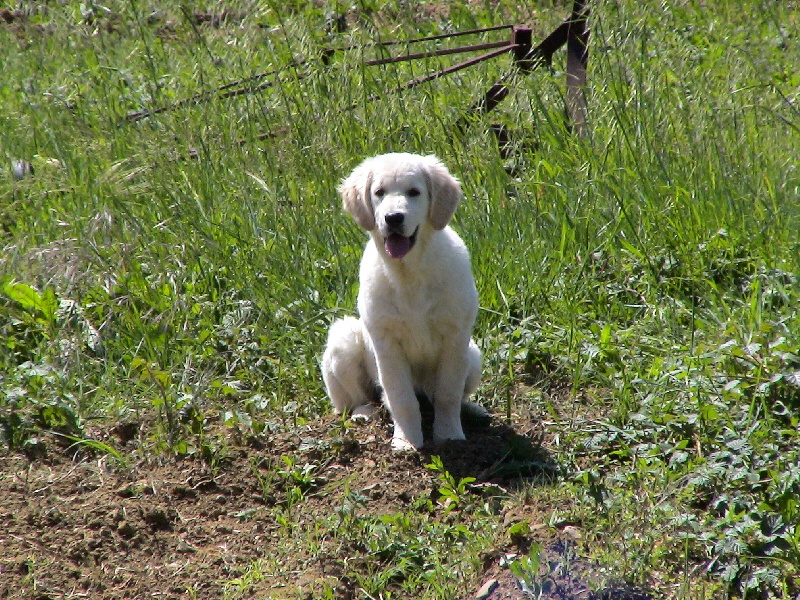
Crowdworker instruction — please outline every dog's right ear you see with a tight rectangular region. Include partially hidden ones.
[339,162,376,231]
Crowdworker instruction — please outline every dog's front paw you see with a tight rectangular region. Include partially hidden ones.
[433,419,466,445]
[433,432,466,445]
[351,404,379,422]
[391,432,424,452]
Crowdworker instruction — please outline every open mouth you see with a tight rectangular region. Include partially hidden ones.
[384,227,419,260]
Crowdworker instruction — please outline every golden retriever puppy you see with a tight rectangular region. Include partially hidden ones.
[322,153,486,450]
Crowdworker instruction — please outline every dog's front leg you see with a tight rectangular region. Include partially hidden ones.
[432,342,470,444]
[372,339,424,450]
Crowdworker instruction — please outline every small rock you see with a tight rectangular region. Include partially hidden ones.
[1,9,17,24]
[476,578,498,599]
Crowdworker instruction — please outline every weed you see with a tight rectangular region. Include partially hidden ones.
[426,454,477,514]
[507,543,545,599]
[278,455,324,494]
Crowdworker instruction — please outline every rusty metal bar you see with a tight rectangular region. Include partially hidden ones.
[341,24,513,51]
[126,64,314,122]
[126,63,304,122]
[363,40,511,67]
[365,44,516,103]
[456,23,560,131]
[530,21,569,67]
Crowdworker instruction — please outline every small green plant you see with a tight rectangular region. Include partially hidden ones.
[0,410,30,451]
[63,435,125,463]
[507,543,544,599]
[425,455,476,513]
[277,455,323,493]
[2,280,58,333]
[18,555,42,595]
[223,559,267,598]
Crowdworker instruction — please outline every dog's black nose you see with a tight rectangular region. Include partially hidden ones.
[385,212,405,228]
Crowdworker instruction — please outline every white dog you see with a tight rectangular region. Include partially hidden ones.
[321,153,487,450]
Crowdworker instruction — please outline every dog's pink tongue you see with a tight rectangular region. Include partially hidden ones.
[385,234,411,259]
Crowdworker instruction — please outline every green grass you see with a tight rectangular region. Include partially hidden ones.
[2,0,799,598]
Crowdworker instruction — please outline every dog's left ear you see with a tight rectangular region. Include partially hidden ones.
[424,156,463,230]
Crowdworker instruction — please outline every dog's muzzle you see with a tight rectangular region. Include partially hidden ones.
[384,226,418,259]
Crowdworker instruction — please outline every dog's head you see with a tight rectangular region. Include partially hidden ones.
[338,153,463,260]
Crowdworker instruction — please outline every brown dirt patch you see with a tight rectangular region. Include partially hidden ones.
[0,409,650,599]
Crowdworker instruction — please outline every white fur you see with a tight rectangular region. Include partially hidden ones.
[321,153,487,450]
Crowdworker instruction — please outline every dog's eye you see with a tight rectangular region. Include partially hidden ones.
[374,188,385,198]
[408,188,420,197]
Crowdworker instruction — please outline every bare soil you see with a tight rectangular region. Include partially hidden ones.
[0,408,653,599]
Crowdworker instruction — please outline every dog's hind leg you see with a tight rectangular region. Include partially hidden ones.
[461,339,489,421]
[322,317,377,418]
